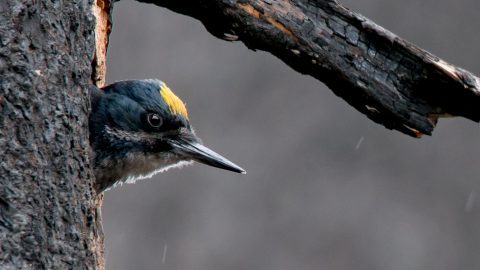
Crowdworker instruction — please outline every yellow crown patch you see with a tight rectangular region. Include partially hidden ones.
[159,82,189,119]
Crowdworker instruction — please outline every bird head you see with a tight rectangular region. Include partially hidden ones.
[89,79,245,191]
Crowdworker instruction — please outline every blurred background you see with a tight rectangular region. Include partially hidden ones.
[103,0,480,269]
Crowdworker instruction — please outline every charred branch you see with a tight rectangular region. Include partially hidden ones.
[136,0,480,137]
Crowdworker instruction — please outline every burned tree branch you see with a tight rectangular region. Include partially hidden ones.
[137,0,480,137]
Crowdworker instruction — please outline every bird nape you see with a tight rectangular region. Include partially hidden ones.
[89,79,245,192]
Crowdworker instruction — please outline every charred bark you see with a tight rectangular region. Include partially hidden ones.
[0,0,104,269]
[136,0,480,137]
[0,0,478,268]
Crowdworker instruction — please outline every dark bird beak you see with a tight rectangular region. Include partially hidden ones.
[167,135,246,174]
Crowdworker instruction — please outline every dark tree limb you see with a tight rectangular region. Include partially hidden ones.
[1,0,477,268]
[136,0,480,137]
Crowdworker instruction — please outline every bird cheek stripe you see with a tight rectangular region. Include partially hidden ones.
[159,83,189,119]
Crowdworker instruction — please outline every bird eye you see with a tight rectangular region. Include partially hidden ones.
[146,113,163,128]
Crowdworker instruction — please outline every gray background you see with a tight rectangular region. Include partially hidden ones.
[103,1,480,269]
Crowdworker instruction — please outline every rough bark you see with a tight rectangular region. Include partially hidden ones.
[0,0,477,268]
[137,0,480,137]
[0,0,105,269]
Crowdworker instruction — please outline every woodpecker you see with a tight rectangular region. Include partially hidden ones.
[89,79,245,192]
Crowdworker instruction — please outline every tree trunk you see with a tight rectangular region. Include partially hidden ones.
[0,0,106,269]
[137,0,480,137]
[0,0,478,269]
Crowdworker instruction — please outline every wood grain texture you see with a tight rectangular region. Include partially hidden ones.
[92,0,113,87]
[137,0,480,137]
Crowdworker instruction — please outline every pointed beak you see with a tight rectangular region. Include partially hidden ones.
[167,135,246,174]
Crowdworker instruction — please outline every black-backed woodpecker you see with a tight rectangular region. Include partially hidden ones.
[89,79,245,192]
